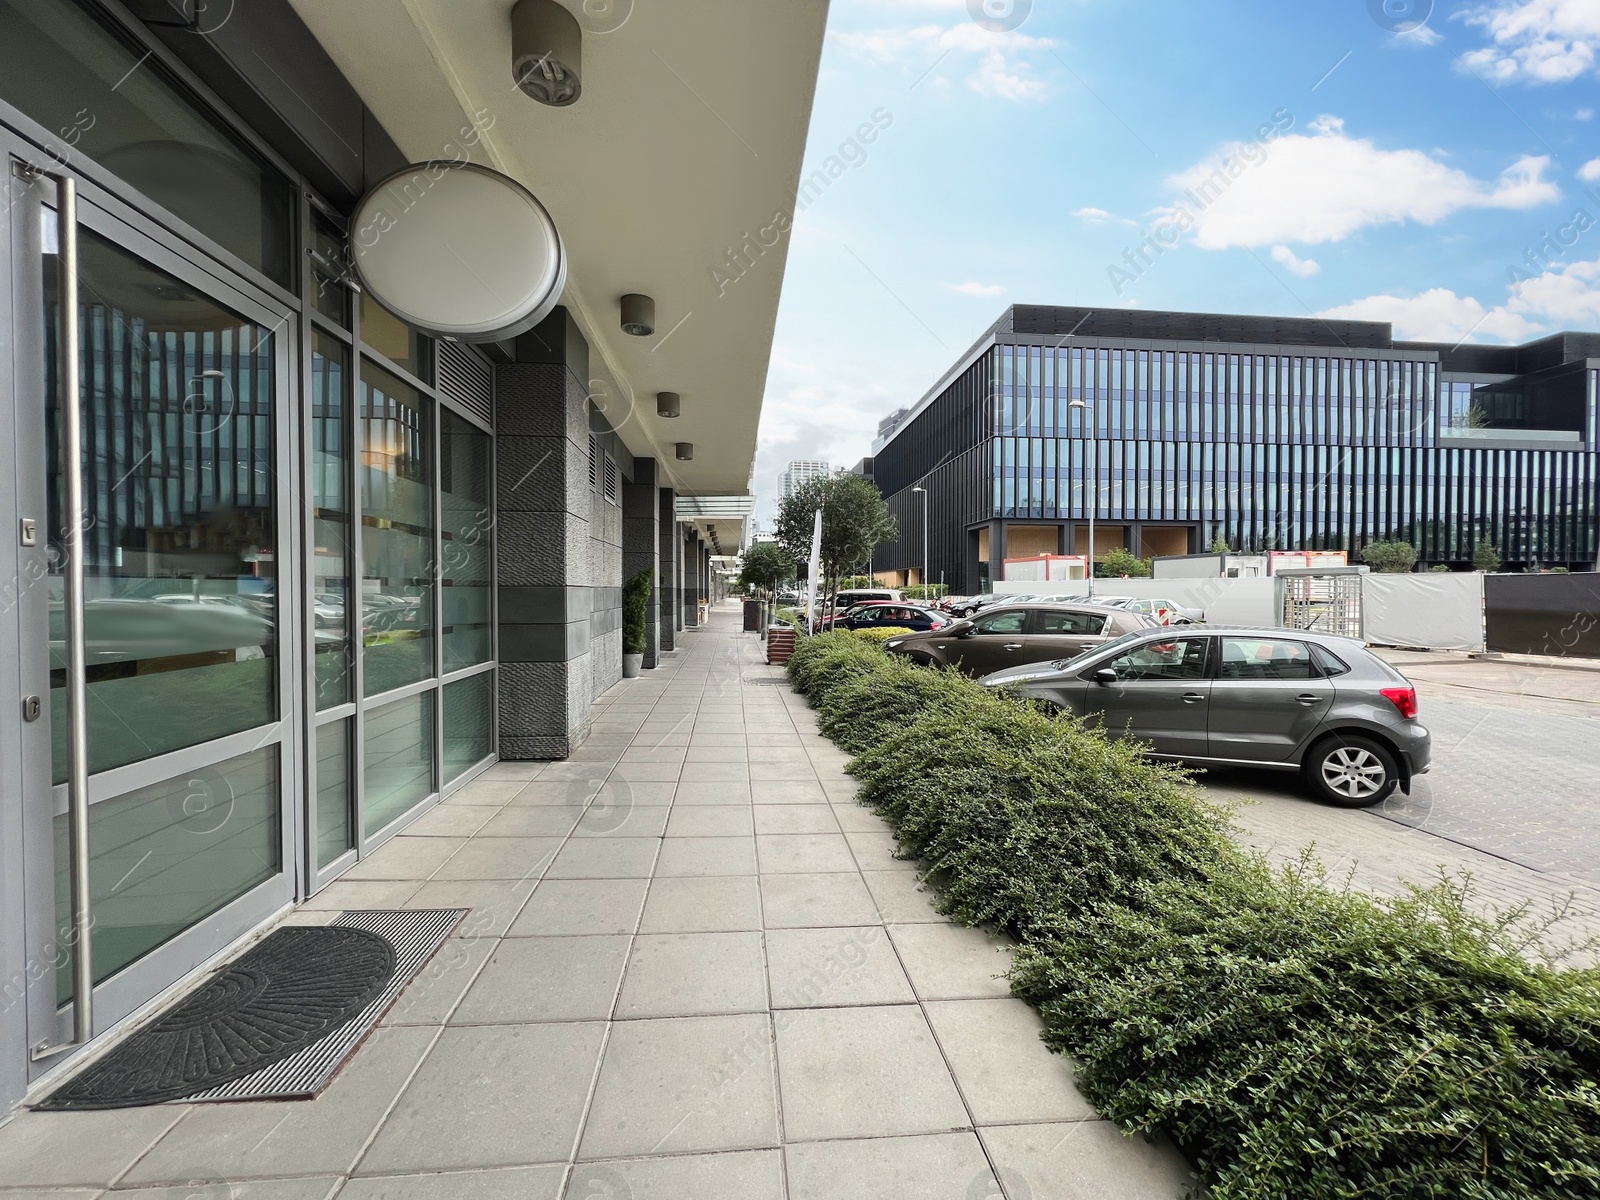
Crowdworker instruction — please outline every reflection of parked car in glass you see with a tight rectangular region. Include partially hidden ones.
[823,602,950,633]
[980,627,1431,807]
[884,602,1150,675]
[51,597,273,666]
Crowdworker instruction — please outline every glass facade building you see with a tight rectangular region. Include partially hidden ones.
[873,306,1600,590]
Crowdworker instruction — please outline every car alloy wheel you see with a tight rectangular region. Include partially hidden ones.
[1307,734,1398,807]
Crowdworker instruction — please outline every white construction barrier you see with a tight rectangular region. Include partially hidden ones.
[994,576,1280,628]
[1361,572,1485,652]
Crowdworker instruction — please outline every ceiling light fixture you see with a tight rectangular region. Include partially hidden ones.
[511,0,581,107]
[657,391,680,418]
[620,293,655,336]
[675,442,694,461]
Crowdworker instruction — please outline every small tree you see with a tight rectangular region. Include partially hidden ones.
[1209,532,1230,554]
[622,568,653,656]
[737,542,795,625]
[1360,540,1418,573]
[1473,537,1502,573]
[1096,547,1152,578]
[774,473,897,621]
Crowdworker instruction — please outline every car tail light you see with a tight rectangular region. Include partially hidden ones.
[1380,686,1418,720]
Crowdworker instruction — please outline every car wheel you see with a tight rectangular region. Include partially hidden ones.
[1303,734,1399,807]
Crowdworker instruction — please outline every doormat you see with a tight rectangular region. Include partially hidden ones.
[35,909,465,1110]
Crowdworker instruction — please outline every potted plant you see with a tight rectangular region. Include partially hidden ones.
[622,567,653,678]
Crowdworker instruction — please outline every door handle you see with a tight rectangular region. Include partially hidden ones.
[1294,693,1321,705]
[1003,642,1023,650]
[1180,691,1204,703]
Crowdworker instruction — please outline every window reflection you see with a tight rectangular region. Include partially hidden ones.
[312,334,352,707]
[441,411,492,669]
[361,360,434,696]
[45,221,277,782]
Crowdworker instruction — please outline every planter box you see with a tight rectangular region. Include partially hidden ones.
[766,626,797,665]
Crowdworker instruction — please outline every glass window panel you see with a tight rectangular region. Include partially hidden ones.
[0,0,294,285]
[45,222,277,782]
[315,718,353,870]
[53,745,279,1002]
[312,333,352,708]
[444,672,495,783]
[361,360,435,697]
[360,290,431,382]
[363,690,435,834]
[309,216,351,327]
[441,412,493,669]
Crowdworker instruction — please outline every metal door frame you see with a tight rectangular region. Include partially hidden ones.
[4,126,302,1088]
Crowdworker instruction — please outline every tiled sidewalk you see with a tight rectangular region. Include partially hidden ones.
[0,605,1194,1200]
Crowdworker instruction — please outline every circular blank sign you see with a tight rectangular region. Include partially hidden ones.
[351,161,567,342]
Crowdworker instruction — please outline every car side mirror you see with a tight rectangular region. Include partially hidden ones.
[1092,667,1118,685]
[954,624,974,638]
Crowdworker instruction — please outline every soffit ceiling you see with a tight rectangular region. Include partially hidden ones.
[288,0,829,547]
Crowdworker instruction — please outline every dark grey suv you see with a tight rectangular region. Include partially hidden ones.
[980,627,1431,807]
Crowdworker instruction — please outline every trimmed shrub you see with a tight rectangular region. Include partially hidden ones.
[839,625,916,645]
[787,636,1600,1199]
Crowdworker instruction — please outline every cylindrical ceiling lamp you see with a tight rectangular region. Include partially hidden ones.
[620,293,655,336]
[675,442,694,461]
[656,391,680,418]
[511,0,582,106]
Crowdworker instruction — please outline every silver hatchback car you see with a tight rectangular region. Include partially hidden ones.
[981,626,1431,807]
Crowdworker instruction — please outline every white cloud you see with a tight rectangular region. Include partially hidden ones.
[1270,244,1321,277]
[1577,107,1596,119]
[828,22,1053,102]
[1579,157,1600,181]
[1318,252,1600,344]
[1071,206,1137,226]
[1396,23,1444,47]
[1458,0,1600,83]
[1162,114,1560,250]
[943,281,1007,296]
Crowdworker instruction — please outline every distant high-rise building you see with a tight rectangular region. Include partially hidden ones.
[781,459,829,497]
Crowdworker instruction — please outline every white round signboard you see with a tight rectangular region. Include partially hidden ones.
[351,161,567,342]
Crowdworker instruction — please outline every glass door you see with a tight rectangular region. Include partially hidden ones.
[6,146,299,1077]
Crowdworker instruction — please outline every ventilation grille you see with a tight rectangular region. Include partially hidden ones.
[435,339,493,426]
[588,435,599,490]
[604,452,618,505]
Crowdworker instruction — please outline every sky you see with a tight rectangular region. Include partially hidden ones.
[750,0,1600,525]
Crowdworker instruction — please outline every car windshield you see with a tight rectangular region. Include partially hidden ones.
[1050,628,1150,670]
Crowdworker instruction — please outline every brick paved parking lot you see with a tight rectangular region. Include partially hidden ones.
[1200,651,1600,964]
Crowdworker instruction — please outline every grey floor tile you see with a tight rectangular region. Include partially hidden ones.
[685,745,749,762]
[862,870,944,923]
[830,803,889,832]
[123,1026,437,1182]
[619,747,687,765]
[300,878,422,912]
[361,1023,605,1172]
[580,1014,779,1158]
[405,879,538,936]
[756,833,856,874]
[655,835,757,877]
[565,1150,783,1199]
[888,923,1014,999]
[402,804,500,837]
[767,926,914,1007]
[453,935,630,1023]
[665,805,755,837]
[340,1164,565,1199]
[509,877,649,936]
[680,762,750,783]
[775,1006,969,1141]
[926,999,1095,1124]
[753,805,839,835]
[976,1122,1196,1200]
[510,780,604,806]
[785,1131,997,1200]
[433,837,563,881]
[759,872,880,928]
[610,762,685,783]
[342,836,465,881]
[750,781,829,805]
[844,828,909,871]
[749,762,819,782]
[616,932,769,1016]
[477,806,582,838]
[112,1181,342,1200]
[475,765,543,783]
[540,761,620,781]
[383,931,497,1025]
[639,876,764,933]
[545,837,660,879]
[571,804,671,838]
[0,1107,185,1187]
[676,780,753,805]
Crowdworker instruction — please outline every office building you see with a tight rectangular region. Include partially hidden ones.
[781,458,830,497]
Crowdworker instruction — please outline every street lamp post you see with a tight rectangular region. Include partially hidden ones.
[911,485,929,598]
[1068,398,1094,600]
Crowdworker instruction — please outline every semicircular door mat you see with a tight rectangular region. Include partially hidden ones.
[36,925,395,1110]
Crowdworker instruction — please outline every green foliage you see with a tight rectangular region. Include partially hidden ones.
[738,542,796,597]
[785,634,1600,1199]
[1360,540,1419,573]
[773,473,897,609]
[838,625,917,646]
[622,568,653,655]
[1474,538,1504,573]
[1429,563,1451,572]
[1209,532,1231,553]
[904,583,949,601]
[1096,546,1152,578]
[838,574,874,589]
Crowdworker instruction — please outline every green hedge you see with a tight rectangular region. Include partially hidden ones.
[785,633,1600,1200]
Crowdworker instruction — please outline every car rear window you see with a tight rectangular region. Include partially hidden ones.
[1037,609,1107,635]
[1311,644,1351,677]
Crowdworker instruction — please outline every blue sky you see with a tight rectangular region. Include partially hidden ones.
[752,0,1600,521]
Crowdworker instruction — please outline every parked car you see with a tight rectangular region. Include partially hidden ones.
[830,587,903,615]
[979,627,1431,807]
[883,602,1151,675]
[1093,596,1206,625]
[825,601,951,633]
[948,592,1037,618]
